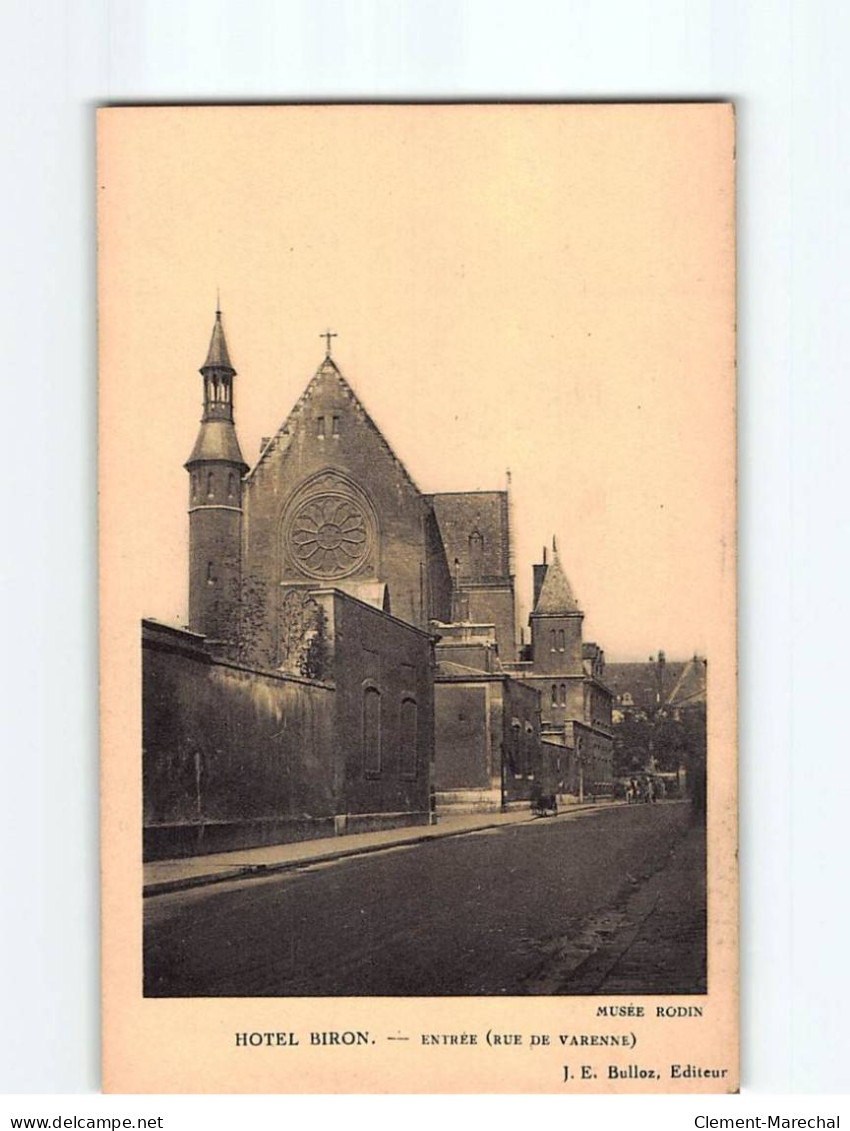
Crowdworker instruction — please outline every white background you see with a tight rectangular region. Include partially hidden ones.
[2,0,848,1116]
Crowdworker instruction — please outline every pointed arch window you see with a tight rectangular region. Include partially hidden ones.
[468,528,484,575]
[510,720,521,772]
[363,684,382,778]
[524,723,534,776]
[400,696,418,779]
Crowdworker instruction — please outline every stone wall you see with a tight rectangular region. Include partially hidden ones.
[143,620,337,859]
[433,681,493,792]
[434,672,541,805]
[317,589,434,831]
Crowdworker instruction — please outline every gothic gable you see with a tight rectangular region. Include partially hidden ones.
[240,355,453,641]
[245,357,421,497]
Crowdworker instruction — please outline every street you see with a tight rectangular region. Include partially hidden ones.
[144,801,705,997]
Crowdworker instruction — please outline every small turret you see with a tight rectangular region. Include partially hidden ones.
[185,307,248,648]
[528,537,584,675]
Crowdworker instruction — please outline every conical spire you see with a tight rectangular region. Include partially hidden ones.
[186,307,247,471]
[533,541,582,614]
[201,308,234,373]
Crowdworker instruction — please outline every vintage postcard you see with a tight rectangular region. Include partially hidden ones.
[99,103,737,1093]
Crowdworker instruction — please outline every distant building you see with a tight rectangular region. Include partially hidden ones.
[606,654,706,723]
[606,654,707,807]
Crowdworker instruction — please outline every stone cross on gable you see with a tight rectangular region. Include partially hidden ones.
[321,330,338,357]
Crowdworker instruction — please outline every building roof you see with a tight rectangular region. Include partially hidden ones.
[666,656,707,709]
[201,309,234,372]
[532,549,582,615]
[185,419,248,470]
[435,659,497,679]
[605,659,697,713]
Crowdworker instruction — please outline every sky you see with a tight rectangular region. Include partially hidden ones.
[98,104,735,661]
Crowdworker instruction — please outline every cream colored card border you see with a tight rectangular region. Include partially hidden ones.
[99,103,737,1094]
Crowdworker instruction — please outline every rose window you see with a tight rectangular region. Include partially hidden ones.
[288,494,371,579]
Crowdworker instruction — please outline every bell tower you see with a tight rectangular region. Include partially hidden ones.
[185,306,248,648]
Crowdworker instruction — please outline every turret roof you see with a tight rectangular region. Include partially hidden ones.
[201,310,234,372]
[533,548,582,615]
[185,419,248,470]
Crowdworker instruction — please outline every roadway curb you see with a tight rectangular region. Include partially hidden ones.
[143,801,616,899]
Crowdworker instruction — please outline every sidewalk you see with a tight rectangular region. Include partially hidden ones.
[556,813,707,994]
[143,800,620,898]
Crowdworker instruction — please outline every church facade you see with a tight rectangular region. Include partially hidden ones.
[141,310,614,859]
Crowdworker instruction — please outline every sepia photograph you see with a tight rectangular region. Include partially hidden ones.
[99,103,736,1089]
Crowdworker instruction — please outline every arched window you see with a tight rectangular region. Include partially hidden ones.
[510,721,521,772]
[468,529,484,575]
[400,696,418,779]
[551,684,558,707]
[206,561,215,586]
[228,472,235,499]
[560,683,567,707]
[550,629,557,652]
[524,723,534,776]
[558,629,566,652]
[206,472,214,498]
[363,685,381,778]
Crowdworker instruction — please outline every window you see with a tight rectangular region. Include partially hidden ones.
[227,472,235,499]
[558,629,565,652]
[550,629,557,652]
[331,414,340,436]
[560,683,567,707]
[468,529,484,576]
[400,697,418,778]
[551,684,558,707]
[206,472,214,498]
[363,686,381,777]
[510,721,521,772]
[523,723,534,776]
[316,416,326,438]
[206,561,215,586]
[191,473,198,499]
